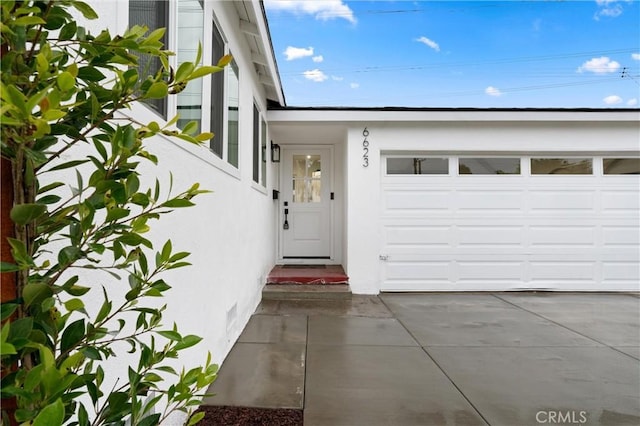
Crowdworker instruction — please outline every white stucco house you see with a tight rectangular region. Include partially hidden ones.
[82,0,639,414]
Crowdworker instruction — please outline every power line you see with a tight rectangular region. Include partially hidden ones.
[280,48,639,76]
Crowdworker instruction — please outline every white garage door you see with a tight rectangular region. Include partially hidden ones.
[380,156,640,291]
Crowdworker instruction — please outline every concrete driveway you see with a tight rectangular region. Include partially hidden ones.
[204,293,640,425]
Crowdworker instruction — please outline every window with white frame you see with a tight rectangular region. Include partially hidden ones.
[177,0,204,131]
[129,0,169,118]
[208,20,239,167]
[252,104,267,186]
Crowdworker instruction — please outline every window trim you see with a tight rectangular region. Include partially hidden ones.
[252,102,268,189]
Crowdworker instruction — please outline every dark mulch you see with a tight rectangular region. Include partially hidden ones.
[195,405,303,426]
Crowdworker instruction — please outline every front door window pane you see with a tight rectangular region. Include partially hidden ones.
[292,155,321,202]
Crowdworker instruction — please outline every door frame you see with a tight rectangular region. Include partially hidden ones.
[277,145,337,264]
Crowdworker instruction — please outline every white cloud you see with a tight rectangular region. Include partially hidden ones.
[416,36,440,52]
[312,55,324,63]
[632,53,640,61]
[265,0,356,24]
[284,46,314,61]
[331,75,343,81]
[627,98,638,106]
[577,56,621,74]
[603,95,623,105]
[350,83,360,89]
[485,86,503,97]
[304,69,328,82]
[594,0,625,20]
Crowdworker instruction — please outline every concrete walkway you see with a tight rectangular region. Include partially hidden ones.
[203,293,640,425]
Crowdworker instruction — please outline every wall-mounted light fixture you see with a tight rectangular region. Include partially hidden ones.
[271,142,280,163]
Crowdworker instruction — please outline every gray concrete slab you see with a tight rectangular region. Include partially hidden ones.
[237,314,307,344]
[614,346,640,359]
[204,293,640,425]
[256,295,393,318]
[304,345,487,426]
[308,316,417,346]
[203,342,305,409]
[427,346,640,426]
[497,293,640,346]
[381,294,601,347]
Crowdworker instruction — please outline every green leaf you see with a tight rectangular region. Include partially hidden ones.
[23,283,53,308]
[161,240,172,262]
[175,62,195,83]
[9,317,33,340]
[10,203,46,225]
[158,330,181,341]
[162,199,194,208]
[58,246,82,266]
[138,413,161,426]
[3,83,28,116]
[32,399,64,426]
[181,120,198,136]
[66,284,91,296]
[78,66,106,82]
[186,66,223,82]
[217,54,233,67]
[1,342,17,356]
[175,335,203,351]
[95,289,112,323]
[187,411,206,426]
[71,1,99,19]
[12,16,46,26]
[59,21,77,40]
[1,303,18,321]
[57,71,75,91]
[61,319,85,353]
[47,159,89,171]
[145,82,168,99]
[105,207,130,222]
[38,181,65,194]
[0,261,20,273]
[64,298,85,312]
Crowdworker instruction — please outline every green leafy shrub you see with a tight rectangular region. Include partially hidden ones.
[1,1,229,424]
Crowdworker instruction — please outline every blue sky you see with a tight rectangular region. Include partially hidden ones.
[263,0,640,108]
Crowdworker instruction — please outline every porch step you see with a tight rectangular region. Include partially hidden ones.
[266,264,349,285]
[262,284,352,300]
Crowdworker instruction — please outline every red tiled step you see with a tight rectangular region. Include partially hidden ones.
[266,265,348,285]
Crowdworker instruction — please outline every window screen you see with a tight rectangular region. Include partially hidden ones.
[129,0,168,117]
[210,22,225,156]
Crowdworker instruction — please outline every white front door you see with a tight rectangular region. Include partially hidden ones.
[280,147,333,260]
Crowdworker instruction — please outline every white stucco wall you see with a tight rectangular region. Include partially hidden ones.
[45,2,279,422]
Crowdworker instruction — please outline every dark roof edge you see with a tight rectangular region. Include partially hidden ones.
[259,1,286,106]
[267,104,640,113]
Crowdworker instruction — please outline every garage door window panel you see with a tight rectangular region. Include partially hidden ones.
[603,158,640,175]
[531,158,593,175]
[459,158,521,175]
[387,158,448,175]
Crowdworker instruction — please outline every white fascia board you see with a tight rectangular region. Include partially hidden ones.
[267,109,640,123]
[250,0,284,106]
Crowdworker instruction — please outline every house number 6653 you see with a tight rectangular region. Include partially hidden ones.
[362,127,370,167]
